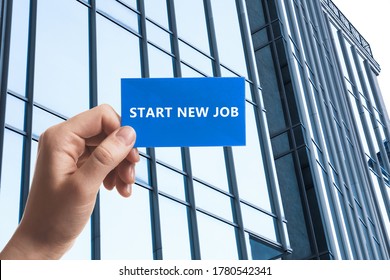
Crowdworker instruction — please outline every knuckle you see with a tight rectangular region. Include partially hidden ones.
[92,144,115,167]
[98,104,114,115]
[39,124,63,146]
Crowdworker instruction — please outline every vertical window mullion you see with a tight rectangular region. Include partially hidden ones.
[167,0,201,260]
[203,0,248,260]
[0,0,13,194]
[138,0,163,260]
[88,0,101,261]
[19,0,36,221]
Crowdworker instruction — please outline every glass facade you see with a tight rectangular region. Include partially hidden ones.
[246,0,390,259]
[0,0,388,260]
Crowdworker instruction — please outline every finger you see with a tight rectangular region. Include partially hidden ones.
[85,132,109,147]
[126,148,140,163]
[73,126,136,190]
[76,146,94,168]
[103,169,116,190]
[115,176,132,198]
[65,104,121,139]
[117,160,135,185]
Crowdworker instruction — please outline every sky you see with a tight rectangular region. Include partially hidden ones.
[331,0,390,117]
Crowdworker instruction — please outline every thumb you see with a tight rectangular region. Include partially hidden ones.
[75,126,136,189]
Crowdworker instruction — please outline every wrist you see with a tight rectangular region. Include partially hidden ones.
[0,225,68,260]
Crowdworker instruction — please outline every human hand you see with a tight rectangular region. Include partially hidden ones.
[0,104,139,259]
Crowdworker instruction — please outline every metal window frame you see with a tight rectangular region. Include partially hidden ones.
[0,0,13,194]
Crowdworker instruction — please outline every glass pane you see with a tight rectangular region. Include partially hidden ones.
[193,181,233,222]
[5,94,25,131]
[190,147,229,192]
[34,0,89,117]
[181,63,205,78]
[155,147,183,170]
[144,0,169,29]
[179,42,213,76]
[7,0,29,96]
[233,103,272,211]
[135,155,149,186]
[146,21,171,53]
[174,0,210,54]
[156,164,186,201]
[97,0,138,32]
[148,44,173,78]
[247,233,282,260]
[100,186,153,259]
[97,14,141,113]
[0,130,24,249]
[197,212,238,259]
[210,0,247,77]
[32,107,64,138]
[121,0,137,10]
[29,140,39,186]
[241,203,279,242]
[159,196,191,259]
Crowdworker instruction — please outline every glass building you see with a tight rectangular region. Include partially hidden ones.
[0,0,389,260]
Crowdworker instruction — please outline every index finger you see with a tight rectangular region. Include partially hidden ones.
[65,104,121,139]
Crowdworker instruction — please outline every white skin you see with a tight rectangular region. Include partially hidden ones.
[0,104,139,259]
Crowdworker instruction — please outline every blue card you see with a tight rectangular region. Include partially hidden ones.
[121,77,246,147]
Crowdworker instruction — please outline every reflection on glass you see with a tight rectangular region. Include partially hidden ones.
[233,103,272,211]
[190,147,229,192]
[159,196,191,259]
[144,0,169,29]
[5,94,25,131]
[97,14,141,112]
[241,203,278,242]
[156,164,186,201]
[34,0,89,117]
[193,181,233,222]
[148,44,173,78]
[210,0,247,77]
[7,0,29,96]
[32,106,64,138]
[246,233,282,260]
[197,212,238,259]
[97,0,138,32]
[0,130,23,249]
[101,186,153,259]
[174,0,210,54]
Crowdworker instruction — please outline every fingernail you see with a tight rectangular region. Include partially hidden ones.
[116,126,136,146]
